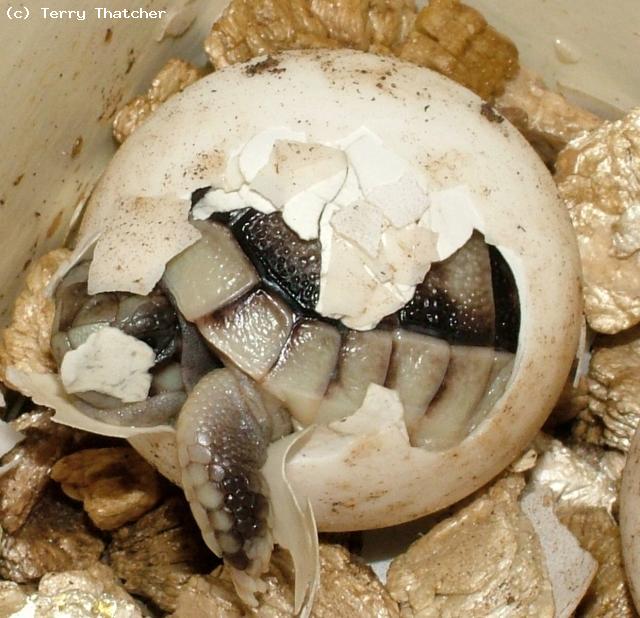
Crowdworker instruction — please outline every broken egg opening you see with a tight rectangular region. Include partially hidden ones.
[14,50,582,607]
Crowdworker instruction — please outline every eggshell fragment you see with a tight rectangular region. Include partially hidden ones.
[423,185,484,261]
[367,173,429,229]
[381,225,438,286]
[251,141,347,209]
[520,485,597,618]
[280,166,350,240]
[319,184,436,329]
[192,189,246,220]
[237,186,277,214]
[88,196,201,296]
[238,127,306,182]
[262,429,319,617]
[333,384,406,436]
[6,367,173,440]
[316,238,378,319]
[529,435,632,615]
[281,192,326,241]
[343,129,407,195]
[297,384,412,492]
[342,282,413,332]
[332,165,364,208]
[60,327,156,404]
[330,200,385,258]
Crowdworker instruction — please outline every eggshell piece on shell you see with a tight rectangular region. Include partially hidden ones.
[60,327,155,404]
[88,196,200,296]
[422,186,484,261]
[251,141,347,209]
[192,189,247,220]
[238,127,306,182]
[6,367,173,439]
[342,128,407,194]
[381,225,438,286]
[330,200,385,258]
[367,173,430,229]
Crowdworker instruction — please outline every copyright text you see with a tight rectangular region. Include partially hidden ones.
[6,6,168,20]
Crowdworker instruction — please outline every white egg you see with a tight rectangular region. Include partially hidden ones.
[59,49,582,531]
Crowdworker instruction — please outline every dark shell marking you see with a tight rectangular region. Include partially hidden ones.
[399,232,495,346]
[230,210,322,315]
[489,245,521,353]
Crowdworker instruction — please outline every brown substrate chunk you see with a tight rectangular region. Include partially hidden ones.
[205,0,516,102]
[0,581,28,615]
[555,109,640,334]
[571,333,640,452]
[107,495,217,612]
[496,68,602,167]
[0,409,82,534]
[559,507,636,617]
[0,249,70,382]
[386,476,554,617]
[36,563,144,618]
[51,447,164,531]
[171,543,399,617]
[204,0,416,68]
[396,0,518,100]
[0,491,104,583]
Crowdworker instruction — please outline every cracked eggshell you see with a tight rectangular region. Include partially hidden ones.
[367,173,429,229]
[251,141,347,209]
[381,225,438,286]
[88,196,201,296]
[192,189,246,220]
[520,485,597,618]
[330,200,385,258]
[60,327,156,404]
[423,185,485,261]
[74,50,582,531]
[6,367,174,441]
